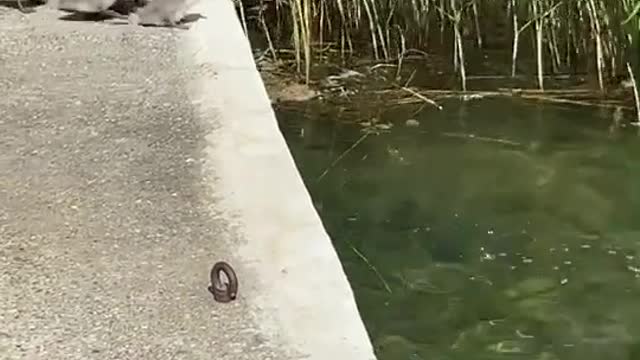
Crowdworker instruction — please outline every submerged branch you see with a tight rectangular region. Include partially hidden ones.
[317,132,370,181]
[441,132,523,147]
[347,241,393,294]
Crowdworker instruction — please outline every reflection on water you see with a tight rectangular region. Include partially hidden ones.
[276,97,640,360]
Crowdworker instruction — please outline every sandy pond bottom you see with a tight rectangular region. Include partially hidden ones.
[275,96,640,360]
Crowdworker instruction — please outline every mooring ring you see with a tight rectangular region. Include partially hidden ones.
[208,261,238,303]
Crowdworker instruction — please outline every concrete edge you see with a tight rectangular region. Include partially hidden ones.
[177,0,377,359]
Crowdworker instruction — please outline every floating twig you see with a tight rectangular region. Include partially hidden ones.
[467,73,576,80]
[401,86,443,110]
[497,87,594,94]
[369,63,397,71]
[374,87,634,111]
[519,94,634,110]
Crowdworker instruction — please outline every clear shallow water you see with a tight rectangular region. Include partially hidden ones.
[276,97,640,360]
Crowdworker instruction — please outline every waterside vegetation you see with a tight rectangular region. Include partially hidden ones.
[237,0,640,120]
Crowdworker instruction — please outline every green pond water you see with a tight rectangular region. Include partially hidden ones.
[275,97,640,360]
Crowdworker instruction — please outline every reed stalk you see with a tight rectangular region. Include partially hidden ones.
[249,0,640,93]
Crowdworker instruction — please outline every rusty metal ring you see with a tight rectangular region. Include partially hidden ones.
[208,261,238,303]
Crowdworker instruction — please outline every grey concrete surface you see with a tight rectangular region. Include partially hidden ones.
[0,1,377,359]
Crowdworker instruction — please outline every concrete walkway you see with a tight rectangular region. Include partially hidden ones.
[0,1,376,359]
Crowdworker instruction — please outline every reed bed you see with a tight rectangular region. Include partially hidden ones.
[239,0,640,87]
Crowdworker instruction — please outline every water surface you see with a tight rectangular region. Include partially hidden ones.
[276,97,640,360]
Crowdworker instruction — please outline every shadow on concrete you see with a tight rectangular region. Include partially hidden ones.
[180,13,205,23]
[0,0,20,10]
[0,0,45,12]
[56,10,127,22]
[54,0,141,22]
[56,11,204,27]
[0,0,205,28]
[133,12,206,27]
